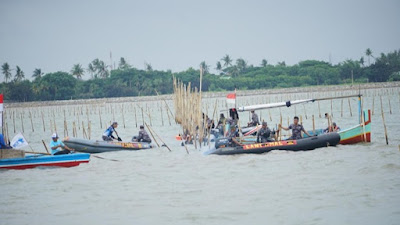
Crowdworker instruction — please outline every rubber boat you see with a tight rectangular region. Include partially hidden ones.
[203,132,340,155]
[0,150,90,170]
[63,137,153,153]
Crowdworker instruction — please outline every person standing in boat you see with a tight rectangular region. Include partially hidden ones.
[137,125,152,143]
[279,116,313,140]
[50,133,74,155]
[247,110,259,127]
[257,122,274,143]
[102,122,120,141]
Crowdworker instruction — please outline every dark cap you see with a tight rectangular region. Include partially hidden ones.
[262,122,267,126]
[140,125,144,129]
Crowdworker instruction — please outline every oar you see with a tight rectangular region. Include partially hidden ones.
[92,155,119,162]
[41,140,50,154]
[145,122,172,152]
[112,128,122,141]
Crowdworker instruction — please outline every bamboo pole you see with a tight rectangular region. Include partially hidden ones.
[20,112,24,133]
[380,96,389,145]
[160,104,164,126]
[134,104,138,128]
[348,98,353,116]
[144,122,160,147]
[13,111,16,133]
[122,105,126,128]
[372,96,375,115]
[318,101,321,118]
[341,99,343,117]
[268,109,272,121]
[330,99,333,117]
[141,107,144,126]
[146,122,171,152]
[41,111,46,132]
[388,97,392,114]
[312,115,315,135]
[29,111,34,132]
[99,108,102,129]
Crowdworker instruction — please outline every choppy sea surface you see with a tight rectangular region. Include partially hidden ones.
[1,88,400,225]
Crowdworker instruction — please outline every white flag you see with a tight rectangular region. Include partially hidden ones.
[10,133,29,149]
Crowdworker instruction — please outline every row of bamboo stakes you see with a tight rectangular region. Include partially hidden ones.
[1,88,399,147]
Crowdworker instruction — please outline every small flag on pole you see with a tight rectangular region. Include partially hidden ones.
[10,133,29,149]
[226,93,236,105]
[0,93,3,128]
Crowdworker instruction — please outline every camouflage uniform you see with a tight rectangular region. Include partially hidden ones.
[138,129,152,143]
[257,126,271,143]
[288,124,305,140]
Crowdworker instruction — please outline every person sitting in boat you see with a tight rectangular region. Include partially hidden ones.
[279,116,313,140]
[247,110,259,127]
[227,125,242,146]
[325,122,341,133]
[102,122,120,141]
[50,133,74,155]
[257,122,274,143]
[137,125,152,143]
[0,133,12,149]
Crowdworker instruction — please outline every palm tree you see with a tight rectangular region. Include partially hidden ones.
[236,58,247,72]
[261,59,268,67]
[71,64,84,79]
[14,66,24,82]
[277,61,286,66]
[216,61,222,71]
[221,54,232,68]
[119,57,130,70]
[32,68,43,79]
[365,48,373,65]
[87,63,96,78]
[359,57,365,67]
[145,62,153,72]
[199,61,209,74]
[97,61,109,78]
[1,62,12,82]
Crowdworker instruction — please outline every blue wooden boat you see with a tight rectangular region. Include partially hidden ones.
[0,152,90,170]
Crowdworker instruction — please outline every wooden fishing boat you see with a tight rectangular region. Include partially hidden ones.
[0,149,90,170]
[203,132,340,155]
[305,109,371,145]
[63,137,153,153]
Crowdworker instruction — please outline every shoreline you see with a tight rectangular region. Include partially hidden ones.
[5,81,400,108]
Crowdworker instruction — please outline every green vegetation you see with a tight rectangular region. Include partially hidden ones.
[1,49,399,102]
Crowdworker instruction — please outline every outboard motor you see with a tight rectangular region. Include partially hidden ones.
[215,138,230,149]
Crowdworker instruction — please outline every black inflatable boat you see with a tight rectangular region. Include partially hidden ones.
[203,132,340,155]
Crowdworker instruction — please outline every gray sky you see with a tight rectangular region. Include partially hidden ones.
[1,0,399,80]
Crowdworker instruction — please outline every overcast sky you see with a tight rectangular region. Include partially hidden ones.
[0,0,399,80]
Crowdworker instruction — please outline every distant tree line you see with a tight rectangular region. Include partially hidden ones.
[1,48,399,102]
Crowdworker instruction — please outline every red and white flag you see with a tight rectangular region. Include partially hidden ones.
[226,93,236,106]
[0,94,3,112]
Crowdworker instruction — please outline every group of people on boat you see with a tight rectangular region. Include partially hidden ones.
[210,109,342,147]
[102,122,152,143]
[47,121,152,155]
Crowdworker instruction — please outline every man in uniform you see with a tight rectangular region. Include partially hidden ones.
[227,125,242,146]
[279,116,313,140]
[257,122,273,143]
[137,125,152,143]
[248,110,259,127]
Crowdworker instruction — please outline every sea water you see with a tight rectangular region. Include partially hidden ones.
[1,88,400,225]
